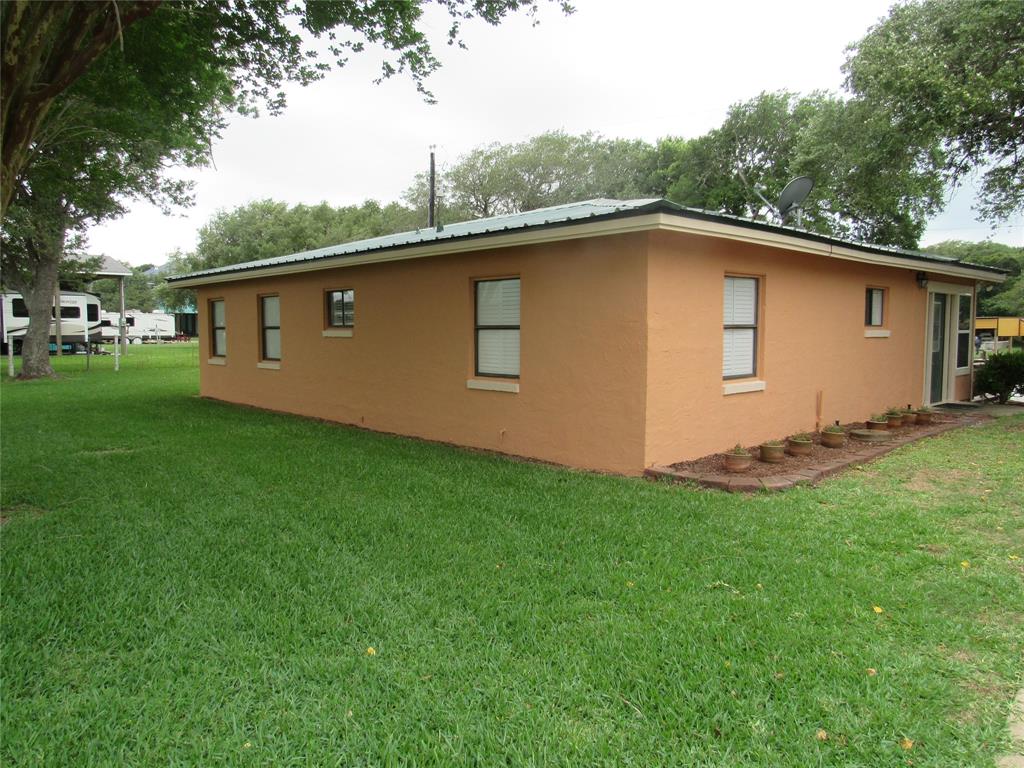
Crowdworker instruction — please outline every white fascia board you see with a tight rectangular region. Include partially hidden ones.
[170,213,1005,288]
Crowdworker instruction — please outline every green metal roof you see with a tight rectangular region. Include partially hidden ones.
[167,198,1006,283]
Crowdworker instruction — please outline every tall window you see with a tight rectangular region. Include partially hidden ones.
[87,304,99,322]
[210,300,226,357]
[326,289,355,327]
[723,276,758,379]
[956,294,972,368]
[865,288,885,326]
[475,278,520,378]
[260,295,281,361]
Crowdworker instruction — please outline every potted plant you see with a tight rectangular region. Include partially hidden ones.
[760,440,785,463]
[786,433,814,456]
[867,413,889,431]
[916,405,934,425]
[885,408,904,428]
[723,444,752,473]
[902,404,918,425]
[821,424,846,448]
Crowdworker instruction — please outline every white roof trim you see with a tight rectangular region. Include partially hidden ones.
[169,212,1005,288]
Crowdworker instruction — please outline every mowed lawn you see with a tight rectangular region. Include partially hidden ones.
[2,346,1022,766]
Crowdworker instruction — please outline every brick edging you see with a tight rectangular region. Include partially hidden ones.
[643,420,975,493]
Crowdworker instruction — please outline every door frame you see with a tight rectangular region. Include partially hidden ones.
[922,281,974,406]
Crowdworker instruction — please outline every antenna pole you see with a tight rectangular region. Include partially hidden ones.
[427,147,436,228]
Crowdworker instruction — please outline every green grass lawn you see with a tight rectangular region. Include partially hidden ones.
[2,346,1022,766]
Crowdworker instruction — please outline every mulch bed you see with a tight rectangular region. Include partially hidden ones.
[646,414,980,492]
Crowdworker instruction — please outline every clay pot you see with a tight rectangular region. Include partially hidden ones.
[760,444,785,463]
[723,453,753,473]
[821,431,846,449]
[903,411,918,425]
[916,411,933,425]
[867,419,889,431]
[886,414,904,428]
[786,438,813,457]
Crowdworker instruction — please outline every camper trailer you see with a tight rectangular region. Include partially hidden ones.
[1,292,103,354]
[99,310,175,344]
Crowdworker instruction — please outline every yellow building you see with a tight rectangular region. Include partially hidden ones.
[975,316,1023,351]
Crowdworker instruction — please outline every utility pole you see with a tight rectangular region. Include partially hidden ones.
[427,146,436,229]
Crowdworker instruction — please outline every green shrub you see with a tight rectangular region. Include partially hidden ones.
[974,350,1024,404]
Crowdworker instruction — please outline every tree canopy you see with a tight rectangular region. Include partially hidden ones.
[844,0,1024,221]
[0,0,571,219]
[925,240,1024,317]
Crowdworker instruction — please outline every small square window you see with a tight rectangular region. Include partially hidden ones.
[326,290,355,327]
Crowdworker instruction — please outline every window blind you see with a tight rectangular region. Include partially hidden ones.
[476,278,520,377]
[723,277,758,378]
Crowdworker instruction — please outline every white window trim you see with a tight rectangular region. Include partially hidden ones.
[467,378,519,393]
[256,361,280,370]
[207,357,226,366]
[322,328,353,338]
[864,329,892,338]
[722,380,766,396]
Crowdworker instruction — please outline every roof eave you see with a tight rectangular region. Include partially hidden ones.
[167,202,1007,287]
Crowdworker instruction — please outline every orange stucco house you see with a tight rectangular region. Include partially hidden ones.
[169,199,1005,475]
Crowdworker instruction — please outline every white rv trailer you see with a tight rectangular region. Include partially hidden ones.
[0,292,103,353]
[99,310,175,343]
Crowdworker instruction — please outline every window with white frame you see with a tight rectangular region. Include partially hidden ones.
[956,294,971,369]
[260,295,281,361]
[210,300,226,357]
[865,287,885,326]
[475,278,520,378]
[723,276,759,379]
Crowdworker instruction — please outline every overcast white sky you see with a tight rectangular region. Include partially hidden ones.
[87,0,1022,267]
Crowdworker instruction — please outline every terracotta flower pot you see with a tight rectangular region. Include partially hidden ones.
[886,414,904,428]
[723,453,752,473]
[760,444,785,463]
[786,439,813,457]
[867,419,888,431]
[916,411,933,425]
[821,431,846,449]
[903,412,918,425]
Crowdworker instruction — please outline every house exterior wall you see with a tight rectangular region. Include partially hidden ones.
[643,230,947,467]
[193,226,981,475]
[196,234,650,474]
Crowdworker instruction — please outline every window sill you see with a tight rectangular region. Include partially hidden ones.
[257,361,281,370]
[864,329,891,338]
[722,379,766,396]
[467,378,519,393]
[954,367,970,376]
[322,328,353,338]
[207,357,226,366]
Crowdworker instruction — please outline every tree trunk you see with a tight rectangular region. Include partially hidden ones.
[11,249,59,379]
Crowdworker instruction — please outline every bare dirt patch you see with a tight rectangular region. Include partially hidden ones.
[0,503,48,524]
[904,468,976,493]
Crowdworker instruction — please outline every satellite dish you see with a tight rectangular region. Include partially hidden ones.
[777,176,813,222]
